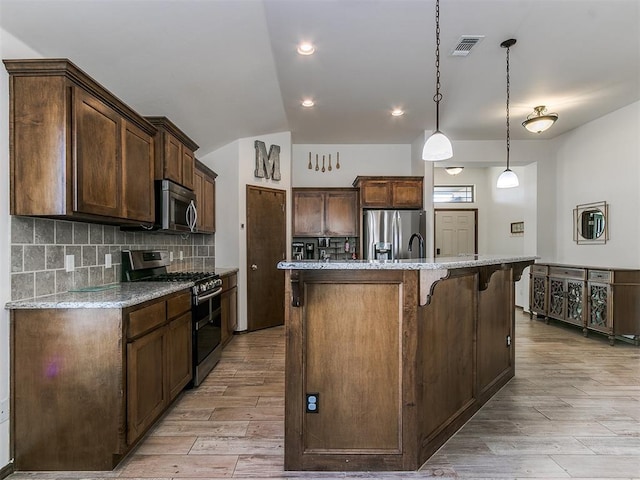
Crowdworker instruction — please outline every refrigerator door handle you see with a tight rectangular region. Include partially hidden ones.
[392,211,400,260]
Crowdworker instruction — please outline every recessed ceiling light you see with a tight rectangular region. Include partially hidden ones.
[301,99,315,107]
[297,42,315,55]
[391,108,404,117]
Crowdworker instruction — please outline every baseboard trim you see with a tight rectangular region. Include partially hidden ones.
[0,461,14,480]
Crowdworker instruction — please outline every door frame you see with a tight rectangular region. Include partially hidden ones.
[433,208,479,257]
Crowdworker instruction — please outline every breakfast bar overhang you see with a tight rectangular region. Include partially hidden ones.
[278,255,535,471]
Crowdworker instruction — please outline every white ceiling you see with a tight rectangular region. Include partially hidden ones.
[1,0,639,160]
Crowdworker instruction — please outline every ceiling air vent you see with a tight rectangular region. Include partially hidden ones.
[451,35,485,56]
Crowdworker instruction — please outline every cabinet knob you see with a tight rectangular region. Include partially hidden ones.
[251,264,258,270]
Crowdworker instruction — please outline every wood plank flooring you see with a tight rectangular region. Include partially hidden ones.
[6,310,640,479]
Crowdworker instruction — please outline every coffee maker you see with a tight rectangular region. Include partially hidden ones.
[305,242,315,259]
[292,242,304,260]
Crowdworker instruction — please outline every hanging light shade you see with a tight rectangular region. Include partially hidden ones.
[445,166,464,175]
[522,105,558,133]
[423,0,453,161]
[497,38,519,189]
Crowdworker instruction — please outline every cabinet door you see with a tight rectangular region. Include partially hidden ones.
[73,88,121,217]
[127,326,166,444]
[221,286,238,346]
[194,169,215,233]
[325,190,358,236]
[392,179,423,208]
[359,181,391,208]
[293,191,325,236]
[122,121,155,222]
[182,147,195,190]
[529,274,547,315]
[167,312,193,400]
[548,278,565,320]
[193,169,205,231]
[164,133,182,184]
[204,176,215,232]
[565,279,584,325]
[588,282,611,333]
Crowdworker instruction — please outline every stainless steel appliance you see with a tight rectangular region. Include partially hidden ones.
[155,179,198,233]
[121,249,223,387]
[363,210,426,260]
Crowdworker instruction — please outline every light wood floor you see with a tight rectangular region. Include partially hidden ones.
[7,310,640,479]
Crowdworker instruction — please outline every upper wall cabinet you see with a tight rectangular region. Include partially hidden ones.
[146,116,199,191]
[4,58,157,225]
[353,176,424,209]
[193,159,217,234]
[293,188,359,237]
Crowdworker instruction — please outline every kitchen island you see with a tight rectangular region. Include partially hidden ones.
[278,255,535,471]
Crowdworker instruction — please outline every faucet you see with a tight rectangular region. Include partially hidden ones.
[408,233,425,259]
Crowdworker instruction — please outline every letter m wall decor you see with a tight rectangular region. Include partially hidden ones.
[254,141,281,181]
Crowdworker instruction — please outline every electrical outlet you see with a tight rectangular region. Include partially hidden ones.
[179,251,184,260]
[105,253,112,269]
[0,398,8,423]
[169,251,174,261]
[65,254,75,272]
[306,393,319,413]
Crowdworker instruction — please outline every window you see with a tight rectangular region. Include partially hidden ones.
[433,185,474,203]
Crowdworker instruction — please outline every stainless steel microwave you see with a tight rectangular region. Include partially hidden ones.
[156,179,197,233]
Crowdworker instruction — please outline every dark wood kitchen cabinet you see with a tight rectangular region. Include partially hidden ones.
[11,288,192,471]
[220,271,238,346]
[146,116,199,190]
[194,159,217,233]
[353,176,424,209]
[292,188,358,237]
[4,58,156,225]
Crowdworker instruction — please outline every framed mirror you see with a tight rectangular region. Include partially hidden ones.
[573,201,608,244]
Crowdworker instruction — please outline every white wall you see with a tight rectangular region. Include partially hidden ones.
[1,27,43,470]
[205,132,292,331]
[551,101,640,268]
[292,144,411,187]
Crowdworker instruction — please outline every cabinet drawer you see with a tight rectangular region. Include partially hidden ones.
[531,264,548,275]
[128,301,166,339]
[549,266,586,280]
[588,270,612,282]
[167,291,191,319]
[222,274,237,291]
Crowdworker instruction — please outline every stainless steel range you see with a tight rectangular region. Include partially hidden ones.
[122,250,223,386]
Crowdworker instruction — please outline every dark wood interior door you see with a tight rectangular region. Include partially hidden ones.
[246,185,286,331]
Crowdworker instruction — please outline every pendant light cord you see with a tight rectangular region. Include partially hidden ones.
[506,44,511,169]
[434,0,442,131]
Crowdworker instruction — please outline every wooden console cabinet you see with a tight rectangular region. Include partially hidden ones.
[4,59,156,225]
[529,263,640,345]
[11,289,192,471]
[353,176,423,209]
[292,188,359,237]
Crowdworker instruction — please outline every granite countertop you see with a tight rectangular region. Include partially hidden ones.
[5,282,194,310]
[215,267,239,277]
[278,254,537,270]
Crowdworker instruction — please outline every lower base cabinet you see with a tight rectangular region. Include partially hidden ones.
[11,289,192,471]
[220,271,238,346]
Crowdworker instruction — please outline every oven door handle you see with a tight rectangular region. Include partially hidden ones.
[195,286,223,304]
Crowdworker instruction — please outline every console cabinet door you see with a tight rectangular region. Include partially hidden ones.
[74,88,122,217]
[127,326,167,444]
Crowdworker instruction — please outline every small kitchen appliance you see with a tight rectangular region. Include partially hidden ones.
[121,249,223,386]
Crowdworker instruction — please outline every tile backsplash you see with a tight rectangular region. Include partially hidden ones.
[10,216,215,301]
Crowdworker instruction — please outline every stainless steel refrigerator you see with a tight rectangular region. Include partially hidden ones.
[363,209,427,260]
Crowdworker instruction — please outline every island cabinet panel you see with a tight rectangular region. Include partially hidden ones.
[304,282,401,452]
[283,260,530,471]
[4,59,157,225]
[418,274,476,443]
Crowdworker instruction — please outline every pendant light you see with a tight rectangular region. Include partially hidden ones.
[445,167,463,175]
[496,39,519,189]
[422,0,453,161]
[522,105,558,133]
